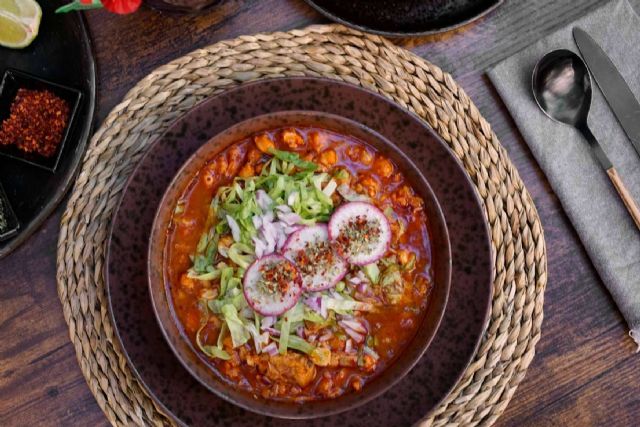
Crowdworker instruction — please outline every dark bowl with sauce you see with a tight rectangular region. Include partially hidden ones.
[148,111,452,418]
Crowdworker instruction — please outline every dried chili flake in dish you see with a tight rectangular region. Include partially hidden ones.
[0,88,70,157]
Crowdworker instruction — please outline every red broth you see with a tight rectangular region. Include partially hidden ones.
[165,127,433,401]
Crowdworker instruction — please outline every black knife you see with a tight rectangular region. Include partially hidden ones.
[573,27,640,158]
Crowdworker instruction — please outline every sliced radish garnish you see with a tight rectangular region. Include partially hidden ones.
[243,255,302,316]
[328,202,391,265]
[283,224,348,292]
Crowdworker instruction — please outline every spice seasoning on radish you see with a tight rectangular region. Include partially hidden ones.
[334,215,382,256]
[295,241,335,278]
[259,259,297,296]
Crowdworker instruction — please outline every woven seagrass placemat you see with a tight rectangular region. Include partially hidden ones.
[56,24,547,426]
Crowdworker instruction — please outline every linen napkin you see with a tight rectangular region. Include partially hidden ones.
[488,0,640,349]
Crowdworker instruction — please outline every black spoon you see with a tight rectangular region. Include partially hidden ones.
[532,49,640,229]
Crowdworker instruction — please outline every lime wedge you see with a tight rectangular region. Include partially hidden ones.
[0,0,41,49]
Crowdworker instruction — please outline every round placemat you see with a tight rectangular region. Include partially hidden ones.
[57,24,547,426]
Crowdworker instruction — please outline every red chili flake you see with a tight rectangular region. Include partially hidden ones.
[0,88,70,158]
[295,241,335,278]
[259,260,297,295]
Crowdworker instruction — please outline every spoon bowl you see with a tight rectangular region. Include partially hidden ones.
[532,49,592,127]
[531,47,640,229]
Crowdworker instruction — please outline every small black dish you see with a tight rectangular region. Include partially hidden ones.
[0,182,19,242]
[0,69,83,172]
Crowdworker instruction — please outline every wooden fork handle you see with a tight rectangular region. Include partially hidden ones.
[607,167,640,229]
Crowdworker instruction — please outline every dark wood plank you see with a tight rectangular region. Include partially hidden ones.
[0,209,109,427]
[1,0,639,426]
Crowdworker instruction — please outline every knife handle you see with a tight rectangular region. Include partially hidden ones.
[606,167,640,229]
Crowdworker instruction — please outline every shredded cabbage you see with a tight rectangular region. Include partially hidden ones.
[272,335,332,367]
[221,304,250,348]
[187,269,221,281]
[189,149,385,358]
[217,322,228,348]
[227,243,255,269]
[303,308,326,324]
[190,151,334,279]
[363,263,380,285]
[270,148,318,171]
[278,316,291,355]
[286,335,315,354]
[275,304,304,354]
[208,290,246,314]
[196,323,230,360]
[324,295,374,314]
[244,322,269,353]
[286,303,306,322]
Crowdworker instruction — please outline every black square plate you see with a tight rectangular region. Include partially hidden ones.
[0,69,83,172]
[0,182,19,242]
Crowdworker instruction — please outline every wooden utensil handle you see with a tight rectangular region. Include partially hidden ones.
[607,167,640,229]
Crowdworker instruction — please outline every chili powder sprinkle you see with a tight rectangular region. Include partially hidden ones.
[259,260,297,296]
[0,88,70,158]
[295,241,337,279]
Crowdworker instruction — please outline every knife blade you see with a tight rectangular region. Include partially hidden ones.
[573,27,640,158]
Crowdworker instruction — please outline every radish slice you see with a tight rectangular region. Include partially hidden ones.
[243,255,302,316]
[328,202,391,265]
[283,224,348,292]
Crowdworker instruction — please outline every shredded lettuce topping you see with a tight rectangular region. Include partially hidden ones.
[184,147,402,366]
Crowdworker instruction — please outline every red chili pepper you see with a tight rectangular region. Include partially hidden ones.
[102,0,142,14]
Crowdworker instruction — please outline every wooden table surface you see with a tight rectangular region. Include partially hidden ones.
[1,0,639,425]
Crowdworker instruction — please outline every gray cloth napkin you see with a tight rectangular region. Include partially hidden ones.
[488,0,640,350]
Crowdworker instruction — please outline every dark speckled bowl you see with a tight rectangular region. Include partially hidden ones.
[148,111,452,419]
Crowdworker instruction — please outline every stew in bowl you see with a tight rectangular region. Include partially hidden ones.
[148,111,451,418]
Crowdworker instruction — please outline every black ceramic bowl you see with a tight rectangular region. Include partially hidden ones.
[148,111,452,419]
[304,0,503,37]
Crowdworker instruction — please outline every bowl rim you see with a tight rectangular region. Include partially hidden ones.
[147,110,452,419]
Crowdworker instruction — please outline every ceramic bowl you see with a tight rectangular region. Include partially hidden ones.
[147,110,451,418]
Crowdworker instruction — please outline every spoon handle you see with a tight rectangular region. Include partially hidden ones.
[606,167,640,229]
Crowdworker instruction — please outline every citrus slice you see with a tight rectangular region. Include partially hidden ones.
[0,0,42,49]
